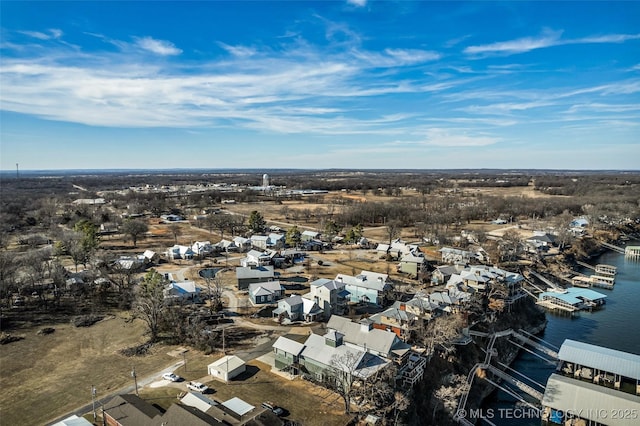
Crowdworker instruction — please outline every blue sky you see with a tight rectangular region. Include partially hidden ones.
[1,1,639,170]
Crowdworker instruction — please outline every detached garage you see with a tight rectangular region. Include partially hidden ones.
[208,355,246,382]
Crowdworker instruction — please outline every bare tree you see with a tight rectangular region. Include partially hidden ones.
[168,223,182,244]
[121,219,148,247]
[432,374,469,423]
[328,351,362,414]
[204,273,225,313]
[133,270,168,342]
[419,313,465,354]
[386,220,402,244]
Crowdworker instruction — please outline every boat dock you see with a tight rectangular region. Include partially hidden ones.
[537,287,607,313]
[573,262,616,289]
[625,246,640,259]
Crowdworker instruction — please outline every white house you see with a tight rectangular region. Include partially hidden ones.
[208,355,246,382]
[303,278,349,319]
[192,241,213,257]
[166,245,194,260]
[164,281,201,302]
[241,249,274,267]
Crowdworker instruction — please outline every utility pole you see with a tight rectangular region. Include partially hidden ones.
[182,350,188,372]
[131,366,138,396]
[91,385,97,422]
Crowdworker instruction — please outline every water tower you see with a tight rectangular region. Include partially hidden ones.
[263,173,270,188]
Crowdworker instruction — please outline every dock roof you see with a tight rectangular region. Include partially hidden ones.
[542,374,640,426]
[539,288,607,305]
[558,339,640,380]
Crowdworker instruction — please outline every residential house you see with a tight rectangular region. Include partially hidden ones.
[439,247,474,264]
[192,241,214,257]
[236,266,275,290]
[160,214,184,222]
[335,270,393,306]
[272,295,323,322]
[51,415,93,426]
[398,252,427,277]
[445,265,524,296]
[303,278,349,320]
[250,235,270,250]
[431,264,463,285]
[241,249,274,267]
[232,236,252,252]
[167,245,194,260]
[103,394,162,426]
[326,315,411,361]
[214,239,238,252]
[301,230,320,242]
[268,233,286,249]
[165,281,201,303]
[526,232,556,253]
[103,394,225,426]
[272,315,420,389]
[142,250,159,264]
[369,306,417,339]
[248,280,285,304]
[273,335,306,373]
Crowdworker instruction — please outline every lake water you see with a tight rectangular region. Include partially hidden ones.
[483,245,640,425]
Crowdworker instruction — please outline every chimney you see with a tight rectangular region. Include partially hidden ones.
[399,303,406,311]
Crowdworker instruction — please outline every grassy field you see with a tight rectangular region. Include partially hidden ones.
[139,360,352,426]
[0,314,182,426]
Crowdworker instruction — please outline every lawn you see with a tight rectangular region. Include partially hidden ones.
[139,359,352,426]
[0,313,182,426]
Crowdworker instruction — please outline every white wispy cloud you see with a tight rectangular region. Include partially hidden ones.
[461,101,554,115]
[133,36,182,55]
[464,29,562,55]
[464,29,640,56]
[18,29,63,40]
[393,128,500,147]
[218,42,257,57]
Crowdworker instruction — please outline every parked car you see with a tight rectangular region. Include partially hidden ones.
[187,381,209,393]
[261,402,284,416]
[162,373,181,382]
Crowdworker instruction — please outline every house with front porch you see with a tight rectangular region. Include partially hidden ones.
[241,249,274,267]
[302,278,350,320]
[272,295,323,322]
[248,280,285,305]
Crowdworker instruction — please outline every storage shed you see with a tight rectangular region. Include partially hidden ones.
[208,355,246,382]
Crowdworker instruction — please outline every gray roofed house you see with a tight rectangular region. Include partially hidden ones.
[236,265,275,290]
[248,280,285,304]
[326,315,411,360]
[303,278,349,319]
[272,295,323,322]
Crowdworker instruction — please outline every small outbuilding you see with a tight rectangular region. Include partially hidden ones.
[208,355,246,382]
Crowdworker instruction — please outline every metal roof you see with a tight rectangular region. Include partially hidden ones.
[208,355,245,373]
[272,336,305,356]
[542,374,640,426]
[539,288,607,305]
[558,340,640,380]
[221,397,254,416]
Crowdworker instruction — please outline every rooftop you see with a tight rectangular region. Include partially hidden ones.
[558,339,640,380]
